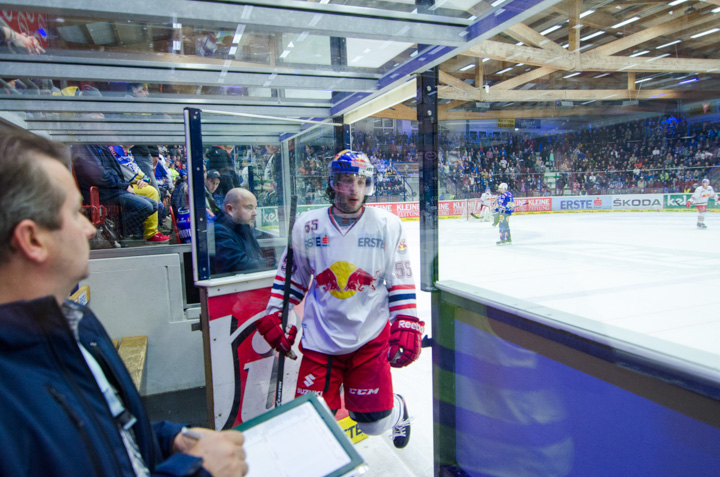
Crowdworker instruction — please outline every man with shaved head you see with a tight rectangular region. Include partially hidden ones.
[213,188,271,274]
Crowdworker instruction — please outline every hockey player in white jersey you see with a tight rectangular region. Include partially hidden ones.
[687,178,718,229]
[257,150,423,449]
[472,188,495,221]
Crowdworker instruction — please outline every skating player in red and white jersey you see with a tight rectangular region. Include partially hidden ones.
[687,178,718,229]
[257,150,423,449]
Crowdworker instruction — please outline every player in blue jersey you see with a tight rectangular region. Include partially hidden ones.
[493,183,515,245]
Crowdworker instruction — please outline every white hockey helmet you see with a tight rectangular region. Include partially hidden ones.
[329,149,375,196]
[702,178,710,186]
[498,182,508,192]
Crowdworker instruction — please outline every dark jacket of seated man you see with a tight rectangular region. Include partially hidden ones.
[213,188,272,274]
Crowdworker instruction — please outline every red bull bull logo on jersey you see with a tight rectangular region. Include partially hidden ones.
[315,261,377,299]
[397,239,408,255]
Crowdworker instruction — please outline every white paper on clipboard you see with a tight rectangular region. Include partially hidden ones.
[239,397,367,477]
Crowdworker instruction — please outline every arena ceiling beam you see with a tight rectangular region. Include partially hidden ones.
[370,103,669,121]
[437,88,720,102]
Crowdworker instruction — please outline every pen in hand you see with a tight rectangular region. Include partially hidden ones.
[181,427,204,442]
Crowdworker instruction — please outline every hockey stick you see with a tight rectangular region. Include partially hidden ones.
[275,195,298,408]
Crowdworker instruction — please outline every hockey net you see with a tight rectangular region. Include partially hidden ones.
[460,198,484,221]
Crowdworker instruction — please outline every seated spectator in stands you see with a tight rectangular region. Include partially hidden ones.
[130,145,159,191]
[126,82,149,98]
[214,188,272,274]
[205,169,222,218]
[72,145,169,245]
[0,129,248,477]
[153,147,174,193]
[109,145,169,244]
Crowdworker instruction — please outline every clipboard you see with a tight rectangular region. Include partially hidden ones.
[234,393,368,477]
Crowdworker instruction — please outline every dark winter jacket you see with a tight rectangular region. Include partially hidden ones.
[72,144,133,202]
[213,213,268,274]
[0,297,209,477]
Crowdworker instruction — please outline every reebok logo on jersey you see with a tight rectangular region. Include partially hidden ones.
[303,374,316,388]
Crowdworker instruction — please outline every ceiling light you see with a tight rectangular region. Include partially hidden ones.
[690,28,720,39]
[581,31,604,41]
[496,67,514,74]
[668,0,687,5]
[482,58,490,62]
[563,72,581,78]
[562,43,569,48]
[678,78,698,84]
[582,100,596,104]
[172,23,182,29]
[460,64,475,71]
[491,0,507,6]
[629,50,649,57]
[279,50,290,59]
[635,77,653,83]
[579,10,595,18]
[656,40,681,49]
[573,24,584,29]
[228,46,237,55]
[713,7,720,13]
[647,53,670,62]
[594,73,610,78]
[540,25,562,36]
[516,42,524,46]
[611,17,640,29]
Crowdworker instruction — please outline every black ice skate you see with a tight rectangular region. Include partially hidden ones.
[496,239,511,245]
[391,394,412,449]
[697,222,708,229]
[471,213,481,219]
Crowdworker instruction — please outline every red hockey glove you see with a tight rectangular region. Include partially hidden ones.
[686,200,693,207]
[388,316,425,368]
[256,312,297,357]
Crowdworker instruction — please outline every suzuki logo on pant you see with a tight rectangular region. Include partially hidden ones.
[303,374,316,388]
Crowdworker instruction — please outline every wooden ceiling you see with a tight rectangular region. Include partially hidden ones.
[373,0,720,122]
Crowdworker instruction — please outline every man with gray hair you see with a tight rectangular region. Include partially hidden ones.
[0,129,248,477]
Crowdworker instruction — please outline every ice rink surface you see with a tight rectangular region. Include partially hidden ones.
[357,211,720,476]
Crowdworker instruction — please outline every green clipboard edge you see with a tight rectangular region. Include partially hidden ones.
[233,393,367,477]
